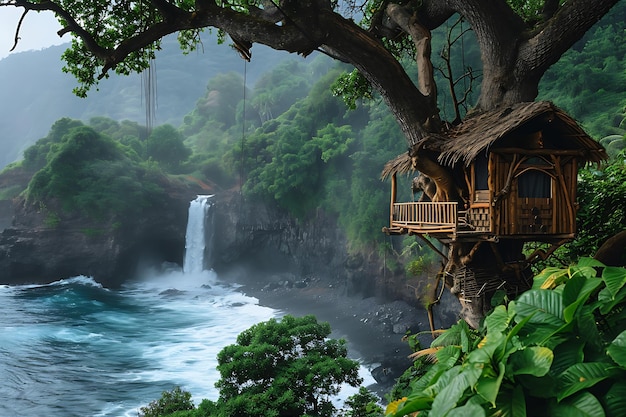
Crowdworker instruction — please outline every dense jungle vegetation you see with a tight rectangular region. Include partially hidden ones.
[1,1,624,266]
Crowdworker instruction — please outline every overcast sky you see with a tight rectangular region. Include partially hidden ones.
[0,8,65,60]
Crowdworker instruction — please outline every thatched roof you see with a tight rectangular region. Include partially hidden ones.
[381,152,413,179]
[382,101,608,178]
[438,101,607,166]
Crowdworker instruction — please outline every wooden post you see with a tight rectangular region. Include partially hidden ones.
[390,173,397,227]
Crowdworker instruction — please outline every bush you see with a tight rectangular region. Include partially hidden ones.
[214,315,363,417]
[386,258,626,417]
[569,151,626,260]
[139,387,194,417]
[339,387,384,417]
[147,124,191,171]
[25,125,166,221]
[139,316,364,417]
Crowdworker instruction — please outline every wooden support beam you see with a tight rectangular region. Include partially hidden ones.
[414,233,448,262]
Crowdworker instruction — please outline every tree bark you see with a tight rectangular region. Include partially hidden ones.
[595,230,626,267]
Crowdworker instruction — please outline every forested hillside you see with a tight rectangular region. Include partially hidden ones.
[538,3,626,155]
[0,34,290,168]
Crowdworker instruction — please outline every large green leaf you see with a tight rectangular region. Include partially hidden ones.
[550,340,585,376]
[485,304,510,335]
[558,362,619,401]
[505,307,533,342]
[575,307,604,353]
[603,381,626,417]
[607,331,626,368]
[429,364,482,417]
[602,308,626,342]
[534,267,569,290]
[598,284,626,315]
[495,384,527,417]
[517,374,558,399]
[602,266,626,299]
[410,353,457,394]
[517,322,569,347]
[423,365,463,398]
[516,290,565,328]
[476,361,505,406]
[435,345,462,367]
[577,257,606,268]
[568,265,600,282]
[445,401,487,417]
[508,346,554,377]
[409,346,462,395]
[468,331,506,365]
[548,392,606,417]
[562,273,603,322]
[431,320,473,349]
[391,395,433,417]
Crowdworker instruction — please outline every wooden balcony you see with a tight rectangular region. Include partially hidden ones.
[385,202,459,236]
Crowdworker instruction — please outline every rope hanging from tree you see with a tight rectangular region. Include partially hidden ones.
[142,58,157,136]
[239,60,247,188]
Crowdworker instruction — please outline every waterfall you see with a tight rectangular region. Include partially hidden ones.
[183,195,214,274]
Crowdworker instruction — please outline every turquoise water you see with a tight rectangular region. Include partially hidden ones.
[0,271,376,416]
[0,271,278,416]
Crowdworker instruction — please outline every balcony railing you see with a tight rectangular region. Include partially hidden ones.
[391,202,458,234]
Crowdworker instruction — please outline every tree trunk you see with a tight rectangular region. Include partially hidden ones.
[595,230,626,267]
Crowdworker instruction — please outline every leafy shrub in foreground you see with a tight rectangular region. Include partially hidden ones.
[139,315,366,417]
[213,315,362,417]
[386,258,626,417]
[139,386,194,417]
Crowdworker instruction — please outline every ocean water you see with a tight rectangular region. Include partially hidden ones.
[0,270,376,417]
[0,196,376,416]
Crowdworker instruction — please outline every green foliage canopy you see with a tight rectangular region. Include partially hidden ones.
[570,152,626,260]
[147,124,191,171]
[539,4,626,139]
[387,258,626,417]
[213,315,362,417]
[140,386,195,417]
[25,123,166,221]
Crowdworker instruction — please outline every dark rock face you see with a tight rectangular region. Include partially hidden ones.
[0,200,12,230]
[0,226,123,286]
[0,187,397,304]
[0,184,196,287]
[212,191,386,300]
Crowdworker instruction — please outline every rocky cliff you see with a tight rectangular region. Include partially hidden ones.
[0,177,200,287]
[0,183,402,304]
[211,191,390,300]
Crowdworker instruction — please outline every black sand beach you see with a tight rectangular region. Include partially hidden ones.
[234,274,461,394]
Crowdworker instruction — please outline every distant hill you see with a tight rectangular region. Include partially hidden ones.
[0,34,292,168]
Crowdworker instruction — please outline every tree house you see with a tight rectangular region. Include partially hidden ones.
[382,102,608,249]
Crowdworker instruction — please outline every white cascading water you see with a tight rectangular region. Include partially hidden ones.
[183,195,214,274]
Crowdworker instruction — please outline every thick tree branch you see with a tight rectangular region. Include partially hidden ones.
[386,4,436,101]
[317,10,432,146]
[541,0,560,21]
[518,0,620,80]
[12,0,109,61]
[149,0,184,21]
